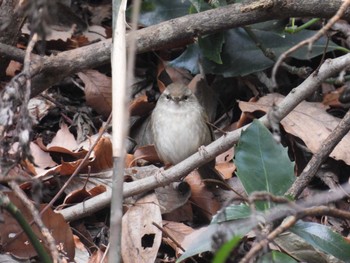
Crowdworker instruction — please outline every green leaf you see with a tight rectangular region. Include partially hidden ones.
[258,251,298,263]
[177,219,257,262]
[169,44,201,73]
[251,19,288,34]
[234,120,294,206]
[212,235,241,263]
[198,32,225,64]
[211,204,251,224]
[290,221,350,262]
[170,28,340,77]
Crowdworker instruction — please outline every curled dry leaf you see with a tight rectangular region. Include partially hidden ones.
[6,60,22,77]
[47,122,79,152]
[36,137,87,162]
[215,148,235,179]
[130,94,155,117]
[323,86,344,107]
[64,185,106,206]
[133,145,160,164]
[86,136,113,172]
[239,93,350,165]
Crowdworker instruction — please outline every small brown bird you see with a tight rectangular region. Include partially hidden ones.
[151,83,223,182]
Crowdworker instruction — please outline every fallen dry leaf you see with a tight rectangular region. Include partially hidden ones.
[130,94,155,117]
[323,86,344,107]
[47,122,78,152]
[133,145,160,165]
[162,220,194,256]
[6,60,22,77]
[185,171,221,221]
[239,93,350,165]
[78,70,112,118]
[163,202,193,223]
[30,142,57,169]
[64,185,106,205]
[216,148,235,179]
[87,136,113,172]
[121,193,162,263]
[155,182,191,214]
[0,192,75,261]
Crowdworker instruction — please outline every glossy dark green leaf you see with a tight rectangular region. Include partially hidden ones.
[176,218,257,262]
[198,32,225,64]
[169,44,201,73]
[211,204,251,224]
[234,120,294,204]
[290,221,350,262]
[170,28,340,77]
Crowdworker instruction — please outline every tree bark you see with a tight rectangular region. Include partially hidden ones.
[0,0,348,97]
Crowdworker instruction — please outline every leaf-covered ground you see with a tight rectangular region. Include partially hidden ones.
[1,1,350,262]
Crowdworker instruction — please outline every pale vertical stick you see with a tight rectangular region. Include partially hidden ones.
[109,0,127,262]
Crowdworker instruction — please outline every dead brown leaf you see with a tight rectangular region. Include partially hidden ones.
[239,93,350,165]
[216,148,235,179]
[133,145,160,165]
[87,136,113,172]
[121,193,162,263]
[162,220,194,256]
[185,171,221,221]
[163,202,193,222]
[155,182,191,214]
[0,192,75,261]
[89,248,107,263]
[47,122,78,152]
[30,142,57,169]
[64,185,106,205]
[6,60,22,77]
[78,70,112,118]
[129,94,155,117]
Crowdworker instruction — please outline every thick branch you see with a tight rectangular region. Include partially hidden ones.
[0,0,349,97]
